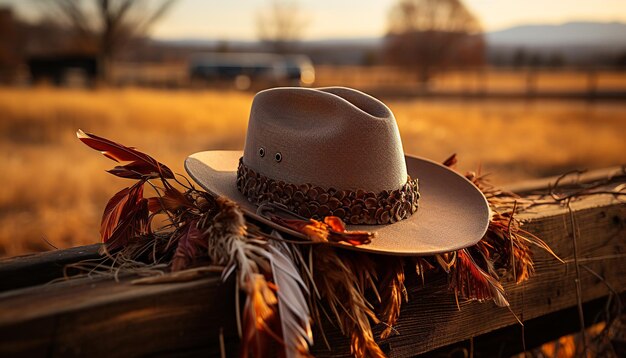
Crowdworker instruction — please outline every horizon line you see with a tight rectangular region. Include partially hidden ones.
[151,19,626,42]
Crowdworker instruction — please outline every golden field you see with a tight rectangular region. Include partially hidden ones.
[0,87,625,257]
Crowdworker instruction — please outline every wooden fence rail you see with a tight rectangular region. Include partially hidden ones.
[0,168,624,357]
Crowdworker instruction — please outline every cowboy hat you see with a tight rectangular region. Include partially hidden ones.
[185,87,489,255]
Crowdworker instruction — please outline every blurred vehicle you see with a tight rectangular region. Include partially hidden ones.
[284,55,316,86]
[189,52,315,89]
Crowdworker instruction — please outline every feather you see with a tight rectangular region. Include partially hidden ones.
[147,197,163,214]
[414,257,435,286]
[312,246,385,357]
[77,129,174,179]
[204,197,282,356]
[271,216,374,246]
[171,220,205,271]
[442,153,458,167]
[150,187,195,214]
[100,180,145,242]
[484,211,563,284]
[435,252,456,273]
[103,197,149,252]
[451,249,509,307]
[378,258,406,339]
[240,273,279,358]
[516,228,563,263]
[269,235,313,357]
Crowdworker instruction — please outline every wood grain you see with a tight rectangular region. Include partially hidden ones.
[0,184,624,357]
[0,275,238,357]
[0,244,101,292]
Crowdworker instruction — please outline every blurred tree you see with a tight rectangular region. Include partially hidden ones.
[215,40,231,53]
[614,51,626,69]
[529,53,544,68]
[256,0,308,54]
[0,8,20,83]
[38,0,177,82]
[512,48,528,68]
[384,0,485,86]
[547,52,565,68]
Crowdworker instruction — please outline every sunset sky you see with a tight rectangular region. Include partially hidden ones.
[2,0,626,40]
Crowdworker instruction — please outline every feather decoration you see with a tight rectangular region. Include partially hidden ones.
[149,187,195,214]
[481,210,562,284]
[77,129,174,179]
[100,180,145,243]
[451,154,562,283]
[106,198,149,250]
[206,197,269,275]
[102,193,149,253]
[271,216,374,245]
[269,235,314,357]
[240,273,280,358]
[205,197,311,357]
[378,258,407,339]
[451,248,509,307]
[414,257,435,286]
[442,153,458,168]
[312,246,385,357]
[171,220,205,272]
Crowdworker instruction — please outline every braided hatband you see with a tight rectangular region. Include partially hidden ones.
[236,158,419,225]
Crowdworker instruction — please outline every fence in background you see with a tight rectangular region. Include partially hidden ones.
[16,62,626,99]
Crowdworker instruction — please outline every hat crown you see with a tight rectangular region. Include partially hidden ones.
[242,87,408,192]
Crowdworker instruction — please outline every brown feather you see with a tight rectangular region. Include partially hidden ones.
[103,198,149,252]
[378,258,406,339]
[271,216,374,245]
[312,247,385,357]
[77,129,174,179]
[100,181,145,244]
[171,220,205,272]
[451,249,509,307]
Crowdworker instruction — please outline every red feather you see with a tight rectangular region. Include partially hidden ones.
[107,161,172,179]
[147,187,194,214]
[271,216,373,246]
[77,130,174,179]
[101,181,144,243]
[147,197,162,214]
[442,153,458,167]
[451,249,509,307]
[105,198,149,251]
[171,220,205,271]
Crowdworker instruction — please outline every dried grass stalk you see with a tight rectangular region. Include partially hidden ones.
[378,258,407,339]
[312,247,385,357]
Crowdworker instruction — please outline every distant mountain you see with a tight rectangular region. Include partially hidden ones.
[486,21,626,47]
[158,37,382,48]
[153,22,626,66]
[161,22,626,49]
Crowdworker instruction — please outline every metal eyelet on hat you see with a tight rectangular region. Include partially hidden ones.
[259,147,265,157]
[274,152,282,162]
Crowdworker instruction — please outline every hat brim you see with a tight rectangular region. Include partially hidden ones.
[185,151,490,256]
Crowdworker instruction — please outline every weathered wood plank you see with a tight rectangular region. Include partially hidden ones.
[422,293,625,357]
[504,165,625,195]
[0,244,101,292]
[358,198,626,357]
[0,275,238,357]
[0,184,624,357]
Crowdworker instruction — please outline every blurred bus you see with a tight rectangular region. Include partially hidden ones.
[189,53,315,89]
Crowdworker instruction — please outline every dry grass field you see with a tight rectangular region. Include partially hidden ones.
[0,87,624,257]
